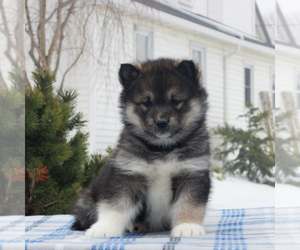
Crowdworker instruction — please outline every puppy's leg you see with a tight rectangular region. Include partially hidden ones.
[171,203,206,237]
[170,170,210,237]
[85,202,140,237]
[84,168,147,237]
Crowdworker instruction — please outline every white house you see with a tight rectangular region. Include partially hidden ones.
[59,0,275,155]
[0,0,275,155]
[59,0,275,154]
[276,1,300,112]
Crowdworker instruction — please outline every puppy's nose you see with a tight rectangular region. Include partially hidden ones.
[155,118,169,129]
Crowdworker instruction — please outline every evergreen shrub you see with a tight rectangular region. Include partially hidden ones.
[213,106,275,186]
[25,69,88,215]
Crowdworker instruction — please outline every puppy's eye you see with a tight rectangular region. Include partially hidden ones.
[171,99,183,107]
[141,100,151,107]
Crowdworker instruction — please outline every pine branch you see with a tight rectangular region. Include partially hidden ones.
[36,200,57,209]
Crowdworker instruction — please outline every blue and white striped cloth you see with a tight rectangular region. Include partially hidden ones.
[0,207,299,249]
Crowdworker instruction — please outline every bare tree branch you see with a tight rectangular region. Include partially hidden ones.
[15,0,25,72]
[4,49,18,69]
[97,1,111,58]
[0,0,18,53]
[60,0,95,86]
[0,71,7,88]
[37,0,46,65]
[46,0,76,22]
[25,0,48,69]
[2,0,139,89]
[60,44,85,88]
[47,0,62,67]
[0,0,28,87]
[52,0,77,71]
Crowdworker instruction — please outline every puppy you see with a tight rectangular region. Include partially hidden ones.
[71,58,211,237]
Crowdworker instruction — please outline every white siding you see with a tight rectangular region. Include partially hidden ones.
[0,0,275,157]
[58,1,274,154]
[253,58,274,108]
[226,55,246,128]
[154,26,190,59]
[60,11,136,154]
[206,48,224,127]
[276,51,300,110]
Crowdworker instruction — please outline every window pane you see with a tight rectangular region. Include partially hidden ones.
[192,49,201,70]
[245,87,251,104]
[136,33,148,62]
[245,67,251,106]
[245,68,251,87]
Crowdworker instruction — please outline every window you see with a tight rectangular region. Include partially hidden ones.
[244,66,253,107]
[272,72,275,109]
[192,49,202,70]
[191,46,206,85]
[297,74,300,109]
[135,27,152,62]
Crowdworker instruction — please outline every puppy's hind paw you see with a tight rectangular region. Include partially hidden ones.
[171,223,205,237]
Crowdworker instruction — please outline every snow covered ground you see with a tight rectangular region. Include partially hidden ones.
[276,183,300,207]
[209,176,275,209]
[209,176,300,209]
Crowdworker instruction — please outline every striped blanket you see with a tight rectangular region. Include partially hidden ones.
[0,207,299,249]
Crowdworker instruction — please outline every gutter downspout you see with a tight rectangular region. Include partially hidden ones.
[223,33,244,124]
[222,33,244,168]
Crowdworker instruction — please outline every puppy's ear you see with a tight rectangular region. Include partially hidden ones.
[176,60,200,81]
[119,64,140,88]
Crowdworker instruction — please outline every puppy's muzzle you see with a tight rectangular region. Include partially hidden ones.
[155,118,170,129]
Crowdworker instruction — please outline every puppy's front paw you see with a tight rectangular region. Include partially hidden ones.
[171,223,205,237]
[85,222,122,237]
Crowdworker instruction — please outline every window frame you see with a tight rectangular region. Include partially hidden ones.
[190,43,206,86]
[244,64,254,107]
[135,26,153,62]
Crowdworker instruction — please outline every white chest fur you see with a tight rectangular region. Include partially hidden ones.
[115,151,210,230]
[146,160,175,230]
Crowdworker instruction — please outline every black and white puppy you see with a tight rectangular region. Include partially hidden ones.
[71,58,211,237]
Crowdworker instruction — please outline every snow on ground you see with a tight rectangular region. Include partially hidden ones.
[276,183,300,207]
[209,176,300,209]
[209,176,275,209]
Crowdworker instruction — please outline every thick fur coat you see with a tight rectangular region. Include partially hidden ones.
[71,58,211,237]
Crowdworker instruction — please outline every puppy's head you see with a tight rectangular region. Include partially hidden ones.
[119,58,207,147]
